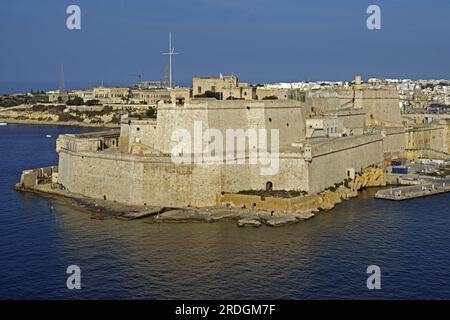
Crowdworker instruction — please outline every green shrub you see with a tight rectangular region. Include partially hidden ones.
[85,99,100,106]
[262,95,278,100]
[194,91,221,100]
[58,113,83,122]
[66,97,84,106]
[145,108,157,119]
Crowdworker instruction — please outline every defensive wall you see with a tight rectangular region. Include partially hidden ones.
[57,132,386,207]
[306,86,402,126]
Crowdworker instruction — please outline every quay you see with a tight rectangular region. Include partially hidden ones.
[375,181,450,200]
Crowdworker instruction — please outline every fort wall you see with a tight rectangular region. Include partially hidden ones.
[306,87,402,126]
[57,133,384,207]
[154,99,306,154]
[406,125,445,153]
[308,134,384,193]
[57,149,311,207]
[382,127,406,159]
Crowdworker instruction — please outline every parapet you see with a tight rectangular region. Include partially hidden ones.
[56,130,120,153]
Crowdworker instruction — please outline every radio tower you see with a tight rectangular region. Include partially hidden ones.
[162,32,179,88]
[59,64,65,93]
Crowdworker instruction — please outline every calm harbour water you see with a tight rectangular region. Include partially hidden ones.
[1,124,450,299]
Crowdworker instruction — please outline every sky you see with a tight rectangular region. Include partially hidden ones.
[0,0,449,93]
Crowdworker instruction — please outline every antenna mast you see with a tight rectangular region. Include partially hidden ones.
[162,32,179,88]
[59,64,65,93]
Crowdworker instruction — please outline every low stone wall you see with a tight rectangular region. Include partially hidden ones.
[56,130,120,153]
[216,168,385,213]
[216,186,357,213]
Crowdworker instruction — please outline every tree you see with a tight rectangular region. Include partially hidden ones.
[262,95,278,100]
[66,97,84,106]
[194,90,221,100]
[85,99,100,106]
[146,108,157,119]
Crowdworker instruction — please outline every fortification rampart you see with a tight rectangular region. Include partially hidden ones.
[306,86,401,126]
[17,166,58,189]
[57,148,312,207]
[381,127,406,159]
[57,131,385,207]
[57,130,120,153]
[152,99,306,154]
[307,134,384,193]
[406,125,446,154]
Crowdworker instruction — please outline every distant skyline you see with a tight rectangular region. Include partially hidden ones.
[1,0,449,94]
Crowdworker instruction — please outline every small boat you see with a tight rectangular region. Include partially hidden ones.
[0,123,7,126]
[46,134,52,138]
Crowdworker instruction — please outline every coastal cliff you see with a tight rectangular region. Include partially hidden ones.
[316,167,386,210]
[0,104,126,127]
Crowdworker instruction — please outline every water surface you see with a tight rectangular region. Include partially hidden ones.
[1,124,449,299]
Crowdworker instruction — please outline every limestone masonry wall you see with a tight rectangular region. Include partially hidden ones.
[57,133,383,207]
[58,149,311,207]
[308,134,384,193]
[306,87,401,126]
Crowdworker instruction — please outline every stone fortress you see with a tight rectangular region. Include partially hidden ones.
[49,74,432,210]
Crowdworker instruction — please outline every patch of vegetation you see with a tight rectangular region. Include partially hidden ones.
[102,105,114,113]
[262,95,278,100]
[111,114,121,124]
[145,108,157,119]
[236,189,307,198]
[343,178,352,188]
[194,90,221,100]
[225,96,244,100]
[0,94,49,107]
[85,99,101,106]
[31,104,66,113]
[58,113,84,122]
[66,97,84,106]
[324,180,350,192]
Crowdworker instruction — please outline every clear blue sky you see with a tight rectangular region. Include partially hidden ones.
[0,0,449,93]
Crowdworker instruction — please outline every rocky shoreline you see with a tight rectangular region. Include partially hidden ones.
[15,167,387,228]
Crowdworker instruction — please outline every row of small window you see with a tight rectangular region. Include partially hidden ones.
[326,127,337,134]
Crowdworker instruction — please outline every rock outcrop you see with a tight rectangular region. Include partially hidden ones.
[237,219,261,227]
[0,104,121,127]
[351,167,386,190]
[149,207,316,227]
[264,216,299,227]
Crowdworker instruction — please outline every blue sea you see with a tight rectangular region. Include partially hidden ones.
[0,124,449,299]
